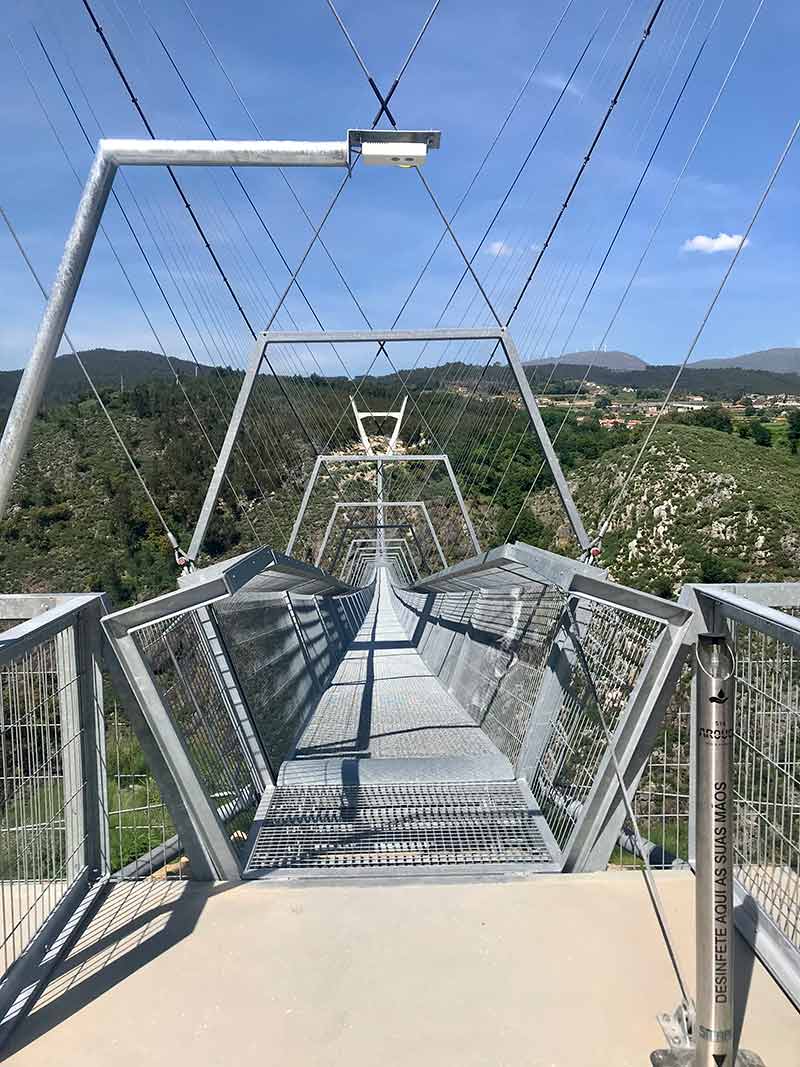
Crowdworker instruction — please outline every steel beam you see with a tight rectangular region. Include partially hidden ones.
[314,501,446,570]
[187,325,587,561]
[188,334,269,562]
[288,453,480,558]
[500,329,590,550]
[0,139,360,520]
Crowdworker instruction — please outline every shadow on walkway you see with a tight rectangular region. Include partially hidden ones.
[4,880,234,1061]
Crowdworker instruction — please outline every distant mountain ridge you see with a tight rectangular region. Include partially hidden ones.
[2,344,799,431]
[526,347,800,375]
[525,349,647,371]
[691,348,800,374]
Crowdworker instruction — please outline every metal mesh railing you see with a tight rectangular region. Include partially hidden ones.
[392,567,677,864]
[214,586,373,773]
[133,611,259,854]
[456,586,564,766]
[608,668,692,868]
[0,634,81,972]
[104,690,182,879]
[530,596,665,850]
[0,594,111,992]
[729,607,800,951]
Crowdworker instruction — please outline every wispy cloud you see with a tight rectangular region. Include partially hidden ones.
[535,72,581,99]
[681,232,750,254]
[486,240,513,257]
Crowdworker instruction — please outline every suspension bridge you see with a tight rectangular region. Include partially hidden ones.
[1,1,799,1064]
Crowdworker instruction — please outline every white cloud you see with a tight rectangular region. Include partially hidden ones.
[486,240,513,257]
[681,232,750,254]
[536,72,581,99]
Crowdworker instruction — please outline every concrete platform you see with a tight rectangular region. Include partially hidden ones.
[6,872,799,1065]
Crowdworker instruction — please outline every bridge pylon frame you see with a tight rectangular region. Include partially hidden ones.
[188,328,590,561]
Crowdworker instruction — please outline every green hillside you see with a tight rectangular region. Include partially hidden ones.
[533,424,800,594]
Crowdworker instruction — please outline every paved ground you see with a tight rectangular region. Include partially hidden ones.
[293,571,500,763]
[7,872,798,1066]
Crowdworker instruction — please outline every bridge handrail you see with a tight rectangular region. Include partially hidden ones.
[0,592,109,1041]
[101,549,374,882]
[391,542,693,872]
[680,581,800,1010]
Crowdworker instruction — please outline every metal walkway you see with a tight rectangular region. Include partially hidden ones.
[244,570,559,875]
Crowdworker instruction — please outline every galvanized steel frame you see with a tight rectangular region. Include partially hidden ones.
[402,544,692,871]
[316,500,447,571]
[101,549,355,881]
[286,451,482,558]
[190,327,589,561]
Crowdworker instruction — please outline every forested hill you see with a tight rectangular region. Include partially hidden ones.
[532,423,800,595]
[0,349,215,426]
[2,348,800,436]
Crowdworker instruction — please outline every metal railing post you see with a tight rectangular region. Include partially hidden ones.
[652,627,764,1067]
[695,631,736,1067]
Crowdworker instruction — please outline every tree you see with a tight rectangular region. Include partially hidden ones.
[689,406,733,433]
[750,420,772,448]
[594,396,611,409]
[787,410,800,455]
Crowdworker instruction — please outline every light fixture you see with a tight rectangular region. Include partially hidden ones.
[348,129,441,169]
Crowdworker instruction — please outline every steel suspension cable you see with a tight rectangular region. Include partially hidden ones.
[596,112,800,543]
[80,0,326,460]
[36,28,283,539]
[505,0,666,328]
[1,203,180,552]
[492,2,730,545]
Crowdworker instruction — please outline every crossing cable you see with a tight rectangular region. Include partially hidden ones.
[179,0,438,394]
[386,0,578,337]
[180,0,447,459]
[595,111,800,545]
[505,0,666,327]
[0,203,181,554]
[319,2,596,490]
[316,1,582,465]
[492,1,730,545]
[325,0,398,127]
[349,6,604,431]
[32,28,279,542]
[80,0,326,460]
[139,8,371,415]
[375,9,624,480]
[366,0,442,127]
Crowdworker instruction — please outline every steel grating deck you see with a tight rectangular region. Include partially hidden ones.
[244,781,557,873]
[245,571,559,875]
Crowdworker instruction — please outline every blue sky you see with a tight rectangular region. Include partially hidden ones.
[1,0,799,374]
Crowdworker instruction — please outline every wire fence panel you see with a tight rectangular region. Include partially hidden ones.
[456,587,564,767]
[608,667,692,868]
[0,634,80,973]
[529,596,665,851]
[729,608,800,953]
[104,690,182,879]
[392,552,685,870]
[133,611,259,855]
[213,587,373,773]
[0,594,110,1013]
